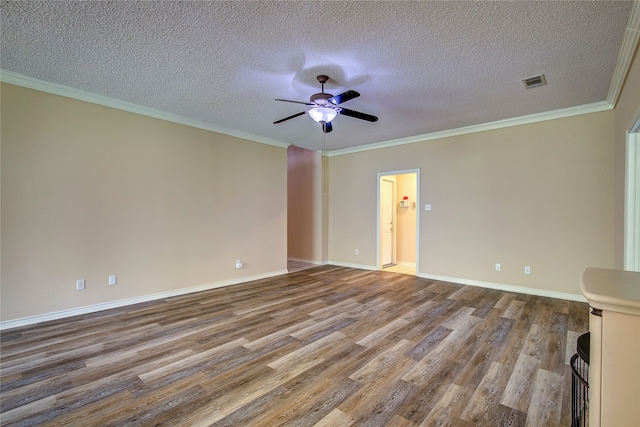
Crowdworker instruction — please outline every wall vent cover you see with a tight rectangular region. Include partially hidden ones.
[522,74,547,89]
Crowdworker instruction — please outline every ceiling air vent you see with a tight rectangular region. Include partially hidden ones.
[522,74,547,89]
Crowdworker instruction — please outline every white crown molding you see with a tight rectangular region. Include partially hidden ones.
[327,101,613,157]
[1,66,622,158]
[418,273,588,303]
[607,0,640,107]
[0,69,290,149]
[0,270,288,330]
[326,0,637,157]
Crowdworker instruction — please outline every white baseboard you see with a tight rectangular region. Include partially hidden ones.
[327,261,378,271]
[0,270,288,330]
[327,264,583,302]
[287,257,325,265]
[417,273,587,303]
[2,267,587,330]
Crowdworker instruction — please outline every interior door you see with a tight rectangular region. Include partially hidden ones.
[381,178,395,266]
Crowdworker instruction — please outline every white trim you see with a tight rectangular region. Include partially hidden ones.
[308,263,586,302]
[417,273,587,303]
[327,261,378,271]
[287,257,326,266]
[2,69,617,157]
[415,172,421,276]
[625,130,640,271]
[607,0,640,107]
[0,270,288,330]
[0,69,290,149]
[380,176,398,267]
[327,102,612,157]
[632,109,640,133]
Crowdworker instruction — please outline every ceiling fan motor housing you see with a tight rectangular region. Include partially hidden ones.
[310,92,334,106]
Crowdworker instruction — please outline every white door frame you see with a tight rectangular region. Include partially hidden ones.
[625,117,640,271]
[377,169,420,273]
[380,176,397,267]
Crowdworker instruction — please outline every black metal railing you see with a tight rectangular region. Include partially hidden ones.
[571,332,590,427]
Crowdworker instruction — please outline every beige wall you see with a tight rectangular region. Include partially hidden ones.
[329,111,615,296]
[3,49,636,322]
[613,45,640,269]
[1,83,287,321]
[287,145,324,263]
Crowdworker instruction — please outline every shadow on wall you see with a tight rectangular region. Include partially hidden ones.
[287,145,324,264]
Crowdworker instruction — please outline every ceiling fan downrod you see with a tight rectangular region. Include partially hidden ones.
[317,74,329,93]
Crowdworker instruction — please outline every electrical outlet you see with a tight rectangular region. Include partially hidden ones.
[495,263,501,271]
[109,275,117,285]
[524,266,531,275]
[355,249,359,255]
[76,279,85,290]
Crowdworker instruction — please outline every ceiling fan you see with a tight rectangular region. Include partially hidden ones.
[273,75,378,133]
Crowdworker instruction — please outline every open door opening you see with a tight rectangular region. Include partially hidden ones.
[377,170,420,275]
[625,121,640,271]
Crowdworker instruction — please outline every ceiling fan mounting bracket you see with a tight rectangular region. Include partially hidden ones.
[316,75,329,84]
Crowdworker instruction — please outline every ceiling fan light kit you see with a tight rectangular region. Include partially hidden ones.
[274,74,378,133]
[308,107,338,123]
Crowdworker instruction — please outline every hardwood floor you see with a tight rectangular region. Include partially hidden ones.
[0,266,589,426]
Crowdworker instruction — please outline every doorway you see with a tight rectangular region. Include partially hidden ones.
[377,169,420,275]
[625,120,640,271]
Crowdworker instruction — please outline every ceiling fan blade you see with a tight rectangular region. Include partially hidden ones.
[322,121,333,133]
[328,90,360,105]
[338,108,378,122]
[275,98,314,106]
[274,111,307,124]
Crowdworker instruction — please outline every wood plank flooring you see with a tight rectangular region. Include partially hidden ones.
[0,266,589,426]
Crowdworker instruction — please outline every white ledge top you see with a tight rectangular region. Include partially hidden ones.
[581,268,640,316]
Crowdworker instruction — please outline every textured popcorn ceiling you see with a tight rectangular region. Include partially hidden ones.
[0,1,634,151]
